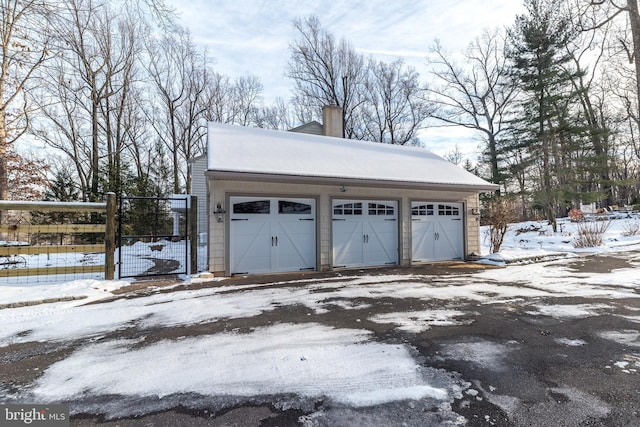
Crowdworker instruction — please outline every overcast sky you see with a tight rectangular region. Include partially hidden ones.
[166,0,526,157]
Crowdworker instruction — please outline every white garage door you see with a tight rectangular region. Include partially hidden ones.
[332,200,398,268]
[230,197,316,274]
[411,202,464,262]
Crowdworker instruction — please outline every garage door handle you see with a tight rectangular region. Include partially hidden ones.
[452,218,462,221]
[231,218,249,221]
[275,236,278,246]
[272,236,274,246]
[299,218,314,221]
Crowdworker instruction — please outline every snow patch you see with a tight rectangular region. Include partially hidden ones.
[527,304,611,319]
[32,323,458,408]
[369,310,473,333]
[554,338,587,347]
[440,340,516,371]
[597,330,640,348]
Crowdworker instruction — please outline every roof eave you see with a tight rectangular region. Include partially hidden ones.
[206,170,499,193]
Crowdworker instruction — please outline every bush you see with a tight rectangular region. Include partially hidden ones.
[622,220,640,237]
[485,197,517,253]
[568,208,583,222]
[572,220,611,248]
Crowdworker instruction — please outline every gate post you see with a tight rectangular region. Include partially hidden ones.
[189,196,198,275]
[105,192,116,280]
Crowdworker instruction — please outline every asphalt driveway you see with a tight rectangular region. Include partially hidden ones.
[1,253,639,426]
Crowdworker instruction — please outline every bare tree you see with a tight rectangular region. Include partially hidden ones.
[563,6,615,204]
[582,1,640,132]
[6,150,49,200]
[0,0,52,210]
[444,144,464,165]
[427,30,518,190]
[360,59,431,145]
[286,15,367,138]
[257,98,295,130]
[35,0,145,200]
[145,26,208,194]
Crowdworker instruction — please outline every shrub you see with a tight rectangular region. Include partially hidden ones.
[485,197,517,253]
[568,208,583,222]
[622,220,640,237]
[572,220,611,248]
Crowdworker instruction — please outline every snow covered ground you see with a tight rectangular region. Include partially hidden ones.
[479,213,640,264]
[1,215,639,424]
[0,238,207,288]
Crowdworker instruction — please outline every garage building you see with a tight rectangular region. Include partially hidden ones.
[196,108,498,276]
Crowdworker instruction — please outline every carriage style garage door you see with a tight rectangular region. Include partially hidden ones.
[332,200,398,268]
[411,201,464,262]
[230,197,316,274]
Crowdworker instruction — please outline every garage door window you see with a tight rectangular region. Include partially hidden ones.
[279,200,312,214]
[368,203,395,216]
[438,204,460,216]
[412,204,434,216]
[334,202,363,215]
[233,200,270,214]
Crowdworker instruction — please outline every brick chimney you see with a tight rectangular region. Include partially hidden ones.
[322,104,344,138]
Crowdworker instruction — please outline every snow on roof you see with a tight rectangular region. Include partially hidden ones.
[207,122,498,191]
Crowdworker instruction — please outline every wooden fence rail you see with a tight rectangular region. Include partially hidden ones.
[0,193,116,280]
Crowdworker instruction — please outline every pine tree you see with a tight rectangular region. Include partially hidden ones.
[507,0,587,231]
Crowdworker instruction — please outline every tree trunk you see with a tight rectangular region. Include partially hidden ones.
[0,109,7,223]
[487,133,501,194]
[91,87,100,202]
[628,0,640,123]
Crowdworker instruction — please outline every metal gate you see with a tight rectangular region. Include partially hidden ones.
[118,195,191,278]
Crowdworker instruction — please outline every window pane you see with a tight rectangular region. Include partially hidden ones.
[279,201,311,214]
[334,202,363,215]
[437,204,460,216]
[412,205,426,216]
[369,202,394,215]
[414,204,434,215]
[233,200,270,214]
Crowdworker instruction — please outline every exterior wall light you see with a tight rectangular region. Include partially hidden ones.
[471,208,480,216]
[214,202,226,222]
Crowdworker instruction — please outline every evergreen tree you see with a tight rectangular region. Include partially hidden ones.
[507,0,587,231]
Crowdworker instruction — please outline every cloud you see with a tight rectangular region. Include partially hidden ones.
[166,0,524,148]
